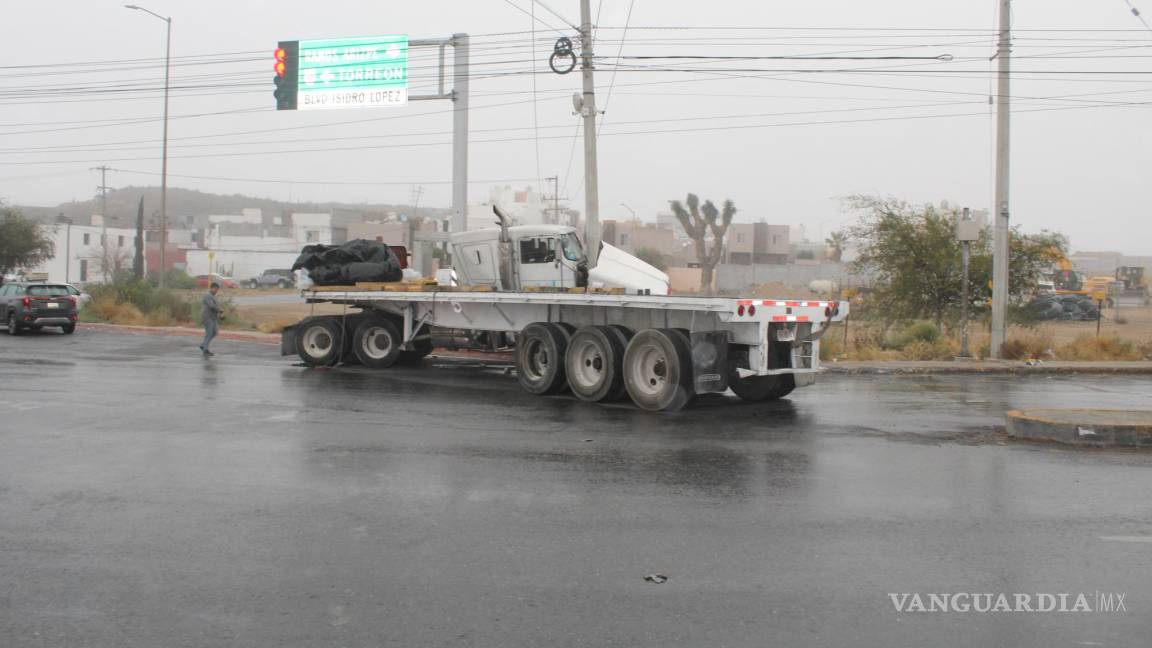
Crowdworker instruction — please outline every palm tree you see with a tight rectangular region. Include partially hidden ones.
[825,230,848,263]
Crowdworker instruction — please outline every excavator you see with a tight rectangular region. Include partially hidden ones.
[1115,266,1150,306]
[1048,250,1117,305]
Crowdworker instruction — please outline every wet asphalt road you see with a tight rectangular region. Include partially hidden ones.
[2,329,1152,647]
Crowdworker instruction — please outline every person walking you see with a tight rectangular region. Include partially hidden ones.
[199,282,222,356]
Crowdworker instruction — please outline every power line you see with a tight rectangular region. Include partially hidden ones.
[1121,0,1152,33]
[596,0,636,138]
[530,0,581,31]
[500,0,566,35]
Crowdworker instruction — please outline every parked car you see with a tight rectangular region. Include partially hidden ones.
[65,284,91,309]
[246,269,295,289]
[0,282,79,335]
[194,274,238,289]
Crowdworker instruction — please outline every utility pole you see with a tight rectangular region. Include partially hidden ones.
[544,175,559,224]
[92,165,111,221]
[579,0,601,267]
[92,165,112,281]
[451,33,469,235]
[990,0,1012,357]
[958,207,975,358]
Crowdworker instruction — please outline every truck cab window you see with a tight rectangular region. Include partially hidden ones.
[560,233,584,262]
[520,238,556,264]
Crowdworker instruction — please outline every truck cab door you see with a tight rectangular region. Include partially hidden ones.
[517,236,564,288]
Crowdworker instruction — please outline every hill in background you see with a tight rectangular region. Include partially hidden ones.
[15,185,445,229]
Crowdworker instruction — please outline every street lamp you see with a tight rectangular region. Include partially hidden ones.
[620,203,637,220]
[125,4,171,288]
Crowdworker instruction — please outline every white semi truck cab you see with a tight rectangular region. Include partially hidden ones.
[447,206,669,295]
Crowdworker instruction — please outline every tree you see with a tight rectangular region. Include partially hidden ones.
[633,246,668,272]
[670,193,736,294]
[825,230,848,262]
[0,205,55,277]
[847,195,1065,327]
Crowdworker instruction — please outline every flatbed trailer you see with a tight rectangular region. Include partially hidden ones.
[282,288,848,412]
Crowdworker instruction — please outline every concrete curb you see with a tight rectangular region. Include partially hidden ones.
[1007,409,1152,448]
[79,322,280,345]
[826,361,1152,375]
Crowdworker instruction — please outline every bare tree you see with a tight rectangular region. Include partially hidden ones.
[670,193,736,294]
[92,238,131,283]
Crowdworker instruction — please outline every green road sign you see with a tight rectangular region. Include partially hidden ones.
[296,35,408,110]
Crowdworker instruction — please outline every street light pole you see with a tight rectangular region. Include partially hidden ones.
[125,4,171,288]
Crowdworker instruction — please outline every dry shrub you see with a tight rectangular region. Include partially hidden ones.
[144,308,175,327]
[899,339,953,360]
[999,330,1054,360]
[1057,335,1143,361]
[87,295,144,325]
[256,318,297,334]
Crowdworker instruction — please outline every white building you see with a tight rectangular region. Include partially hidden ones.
[29,220,141,284]
[185,210,335,280]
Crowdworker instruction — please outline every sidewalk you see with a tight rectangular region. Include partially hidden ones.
[80,322,280,345]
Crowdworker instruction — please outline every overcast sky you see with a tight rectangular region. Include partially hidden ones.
[1,1,1150,253]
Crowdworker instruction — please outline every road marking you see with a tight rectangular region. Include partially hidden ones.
[1099,535,1152,543]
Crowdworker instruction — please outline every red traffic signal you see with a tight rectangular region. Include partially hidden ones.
[274,48,287,77]
[273,41,299,110]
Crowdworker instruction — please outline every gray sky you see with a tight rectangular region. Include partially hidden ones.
[1,1,1150,253]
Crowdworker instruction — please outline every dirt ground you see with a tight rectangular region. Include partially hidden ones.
[1031,302,1152,345]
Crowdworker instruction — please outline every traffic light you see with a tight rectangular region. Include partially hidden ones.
[273,41,299,110]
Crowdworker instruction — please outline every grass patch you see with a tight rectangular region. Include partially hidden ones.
[1056,335,1143,361]
[998,330,1054,360]
[256,318,297,334]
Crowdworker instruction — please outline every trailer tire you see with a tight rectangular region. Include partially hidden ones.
[566,326,628,402]
[728,372,796,402]
[623,328,694,412]
[295,317,343,366]
[351,318,404,368]
[516,322,570,395]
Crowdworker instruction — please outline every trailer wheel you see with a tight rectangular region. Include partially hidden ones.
[351,318,403,368]
[295,317,343,366]
[728,372,796,401]
[516,322,570,395]
[566,326,628,402]
[623,328,694,412]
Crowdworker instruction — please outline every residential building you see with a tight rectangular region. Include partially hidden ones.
[725,223,789,265]
[28,221,141,284]
[601,220,675,256]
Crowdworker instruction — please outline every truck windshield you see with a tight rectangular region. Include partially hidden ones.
[560,233,584,262]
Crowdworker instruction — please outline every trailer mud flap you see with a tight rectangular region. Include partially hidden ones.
[690,331,729,394]
[281,324,298,356]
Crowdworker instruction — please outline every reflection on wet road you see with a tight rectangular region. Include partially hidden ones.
[2,331,1151,647]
